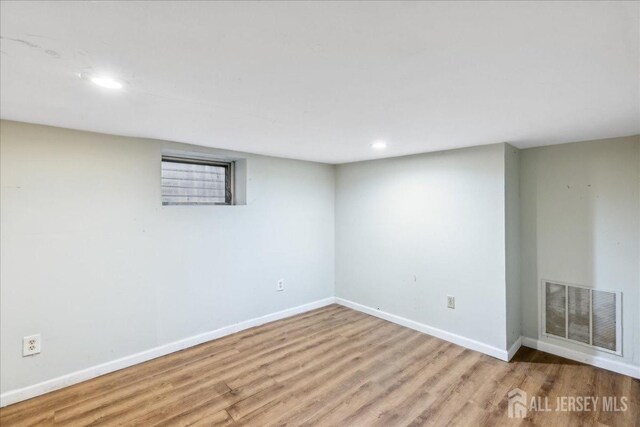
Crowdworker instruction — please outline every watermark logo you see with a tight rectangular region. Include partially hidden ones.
[508,388,528,418]
[507,388,628,418]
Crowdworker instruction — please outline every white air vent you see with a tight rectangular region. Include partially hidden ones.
[541,281,621,355]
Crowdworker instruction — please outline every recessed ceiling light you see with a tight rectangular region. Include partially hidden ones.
[371,140,387,150]
[89,75,123,90]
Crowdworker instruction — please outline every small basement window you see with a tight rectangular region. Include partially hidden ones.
[161,155,234,205]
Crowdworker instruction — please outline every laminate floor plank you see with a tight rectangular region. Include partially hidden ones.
[1,305,637,427]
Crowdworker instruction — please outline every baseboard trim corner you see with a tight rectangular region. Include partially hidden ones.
[521,337,640,379]
[507,336,522,361]
[335,297,510,361]
[0,296,336,408]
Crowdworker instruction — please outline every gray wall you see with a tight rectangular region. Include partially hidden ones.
[2,120,638,396]
[0,120,336,393]
[335,144,508,351]
[520,136,640,367]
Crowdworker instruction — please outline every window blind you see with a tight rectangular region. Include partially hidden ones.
[161,156,232,205]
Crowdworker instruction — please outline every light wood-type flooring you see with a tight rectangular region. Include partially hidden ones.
[1,304,638,426]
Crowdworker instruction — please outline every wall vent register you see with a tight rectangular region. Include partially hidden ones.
[161,155,234,205]
[542,281,621,355]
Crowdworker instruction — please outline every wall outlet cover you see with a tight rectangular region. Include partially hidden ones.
[23,334,41,356]
[447,296,455,309]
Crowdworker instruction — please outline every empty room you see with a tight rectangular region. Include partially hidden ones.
[0,1,638,426]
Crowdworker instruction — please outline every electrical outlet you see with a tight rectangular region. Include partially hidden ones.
[277,279,285,292]
[447,295,455,309]
[23,334,41,356]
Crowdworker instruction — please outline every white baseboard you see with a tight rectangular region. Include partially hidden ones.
[5,298,636,408]
[507,336,522,361]
[0,297,336,408]
[521,337,640,379]
[335,297,510,361]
